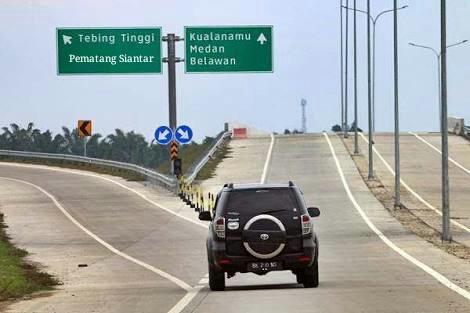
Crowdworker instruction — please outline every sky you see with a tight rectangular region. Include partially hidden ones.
[1,0,470,142]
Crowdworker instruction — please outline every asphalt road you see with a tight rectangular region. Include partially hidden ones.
[1,134,469,312]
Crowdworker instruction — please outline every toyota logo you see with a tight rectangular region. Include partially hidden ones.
[260,233,269,240]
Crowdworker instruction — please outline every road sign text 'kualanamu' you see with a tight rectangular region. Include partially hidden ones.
[185,26,273,73]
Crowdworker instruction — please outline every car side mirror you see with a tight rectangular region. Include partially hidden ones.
[199,211,212,221]
[307,207,320,218]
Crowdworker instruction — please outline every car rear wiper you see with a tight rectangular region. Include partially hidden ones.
[259,209,288,215]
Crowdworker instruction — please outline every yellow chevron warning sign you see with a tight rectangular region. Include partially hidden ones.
[78,120,92,138]
[170,141,179,160]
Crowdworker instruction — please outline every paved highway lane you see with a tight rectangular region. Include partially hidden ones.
[0,164,209,313]
[1,134,469,313]
[357,133,470,245]
[188,134,470,313]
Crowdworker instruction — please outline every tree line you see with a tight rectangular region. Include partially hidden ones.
[0,123,215,170]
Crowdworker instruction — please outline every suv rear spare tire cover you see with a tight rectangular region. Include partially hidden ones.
[243,214,286,259]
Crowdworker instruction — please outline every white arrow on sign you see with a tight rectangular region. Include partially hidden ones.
[63,35,72,45]
[158,129,170,141]
[177,129,189,140]
[257,33,267,45]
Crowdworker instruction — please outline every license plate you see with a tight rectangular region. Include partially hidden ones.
[247,261,282,272]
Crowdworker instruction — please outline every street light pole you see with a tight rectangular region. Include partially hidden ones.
[342,5,408,134]
[353,0,359,154]
[342,4,408,178]
[393,0,401,207]
[344,0,349,138]
[408,40,468,130]
[367,0,373,179]
[340,0,345,132]
[441,0,451,242]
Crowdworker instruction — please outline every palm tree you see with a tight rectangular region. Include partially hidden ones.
[0,123,41,151]
[61,127,85,155]
[84,134,102,158]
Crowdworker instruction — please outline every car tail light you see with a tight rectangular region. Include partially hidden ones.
[301,214,311,235]
[218,258,231,265]
[298,256,311,262]
[215,217,225,238]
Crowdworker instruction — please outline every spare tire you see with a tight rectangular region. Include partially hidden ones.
[242,214,287,259]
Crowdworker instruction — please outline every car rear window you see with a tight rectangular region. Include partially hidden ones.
[225,188,299,214]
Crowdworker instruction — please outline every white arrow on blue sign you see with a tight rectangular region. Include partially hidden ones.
[175,125,193,144]
[154,126,173,145]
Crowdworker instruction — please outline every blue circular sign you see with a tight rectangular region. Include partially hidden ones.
[175,125,193,144]
[154,126,173,145]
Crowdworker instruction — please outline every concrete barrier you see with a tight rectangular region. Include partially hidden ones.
[448,117,465,135]
[227,122,269,138]
[233,128,248,139]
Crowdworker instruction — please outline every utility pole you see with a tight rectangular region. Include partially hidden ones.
[344,0,349,138]
[163,33,184,175]
[440,0,451,241]
[393,0,401,207]
[367,0,373,179]
[353,0,359,154]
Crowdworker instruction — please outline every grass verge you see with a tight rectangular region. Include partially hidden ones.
[0,213,57,301]
[0,156,146,182]
[195,143,232,181]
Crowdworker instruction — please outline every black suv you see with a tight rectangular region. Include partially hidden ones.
[199,182,320,291]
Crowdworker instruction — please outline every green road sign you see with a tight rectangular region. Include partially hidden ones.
[185,26,273,73]
[57,27,162,75]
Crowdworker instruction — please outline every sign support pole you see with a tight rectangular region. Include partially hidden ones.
[163,33,184,175]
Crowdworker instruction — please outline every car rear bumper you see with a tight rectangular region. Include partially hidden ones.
[209,238,317,273]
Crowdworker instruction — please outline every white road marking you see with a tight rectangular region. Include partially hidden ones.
[261,133,275,184]
[0,176,192,291]
[359,132,470,233]
[0,162,208,229]
[410,131,470,176]
[167,286,204,313]
[0,162,208,313]
[324,132,470,300]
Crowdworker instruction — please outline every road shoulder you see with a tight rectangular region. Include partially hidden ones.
[329,134,470,297]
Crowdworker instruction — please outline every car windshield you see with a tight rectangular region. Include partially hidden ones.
[225,189,299,214]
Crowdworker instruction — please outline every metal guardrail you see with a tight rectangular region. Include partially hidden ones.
[464,125,470,135]
[0,149,177,189]
[185,131,231,183]
[0,131,232,191]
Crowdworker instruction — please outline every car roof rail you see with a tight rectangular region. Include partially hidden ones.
[288,181,295,187]
[223,183,234,189]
